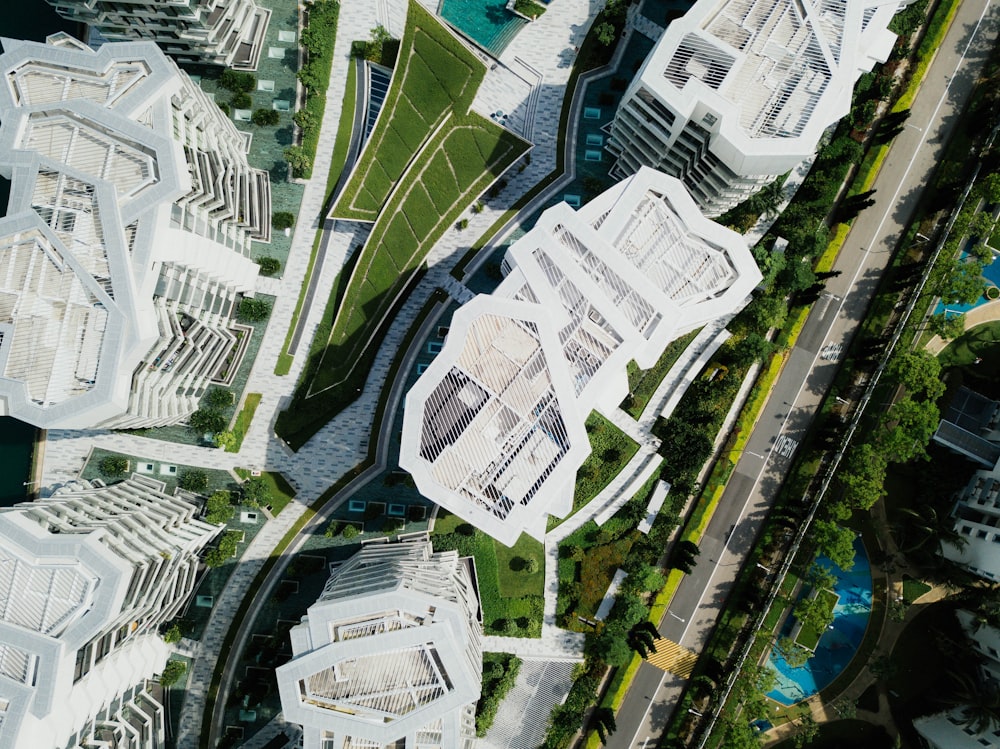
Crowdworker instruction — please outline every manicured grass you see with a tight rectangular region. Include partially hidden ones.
[227,392,261,453]
[570,412,640,515]
[309,114,527,395]
[333,2,483,220]
[234,468,296,516]
[795,588,839,651]
[938,320,1000,372]
[275,59,358,377]
[622,328,701,418]
[286,1,529,417]
[433,511,543,636]
[494,534,545,598]
[902,575,932,603]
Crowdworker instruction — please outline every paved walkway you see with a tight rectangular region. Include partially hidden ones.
[19,1,607,745]
[924,298,1000,354]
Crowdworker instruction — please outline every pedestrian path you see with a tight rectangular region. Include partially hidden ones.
[646,638,698,678]
[482,631,585,661]
[35,1,622,745]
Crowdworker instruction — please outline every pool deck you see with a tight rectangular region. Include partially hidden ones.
[925,298,1000,354]
[761,517,950,747]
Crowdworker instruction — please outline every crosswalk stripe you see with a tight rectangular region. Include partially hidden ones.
[644,638,698,678]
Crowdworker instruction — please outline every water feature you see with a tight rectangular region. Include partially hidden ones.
[766,537,873,705]
[0,418,36,506]
[934,247,1000,318]
[438,0,527,59]
[6,0,80,43]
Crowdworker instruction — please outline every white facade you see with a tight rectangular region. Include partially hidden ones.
[914,610,1000,748]
[0,35,271,429]
[943,462,1000,582]
[401,168,761,545]
[276,540,482,749]
[43,0,270,70]
[0,475,220,749]
[608,0,902,216]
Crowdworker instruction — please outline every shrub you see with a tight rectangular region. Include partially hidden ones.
[205,530,242,567]
[190,408,227,434]
[179,470,209,493]
[272,211,295,230]
[284,145,312,178]
[251,108,280,126]
[160,659,187,687]
[205,490,234,524]
[99,455,129,477]
[218,102,231,116]
[204,387,234,409]
[219,69,257,93]
[341,524,360,539]
[256,256,281,276]
[163,623,183,644]
[241,476,272,507]
[230,92,252,110]
[238,297,271,322]
[476,654,521,735]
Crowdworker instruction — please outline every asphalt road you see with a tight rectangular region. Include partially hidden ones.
[608,0,1000,746]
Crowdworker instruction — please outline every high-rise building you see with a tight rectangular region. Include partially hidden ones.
[401,168,761,544]
[607,0,902,216]
[276,540,483,749]
[0,34,271,429]
[913,610,1000,748]
[0,475,221,749]
[43,0,270,70]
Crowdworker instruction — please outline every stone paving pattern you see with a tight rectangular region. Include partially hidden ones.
[34,0,814,744]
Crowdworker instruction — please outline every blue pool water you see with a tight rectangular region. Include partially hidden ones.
[439,0,527,59]
[934,248,1000,317]
[766,538,873,706]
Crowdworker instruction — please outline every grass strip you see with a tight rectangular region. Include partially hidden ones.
[893,0,962,112]
[275,59,359,375]
[201,286,449,746]
[226,393,261,453]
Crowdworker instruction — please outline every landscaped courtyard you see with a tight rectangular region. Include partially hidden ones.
[302,1,529,399]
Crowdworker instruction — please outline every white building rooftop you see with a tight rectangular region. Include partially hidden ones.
[401,168,761,545]
[0,35,270,429]
[277,541,482,749]
[0,475,219,749]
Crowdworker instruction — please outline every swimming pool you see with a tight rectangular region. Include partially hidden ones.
[934,248,1000,317]
[766,537,873,706]
[438,0,526,58]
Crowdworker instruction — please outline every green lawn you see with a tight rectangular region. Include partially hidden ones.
[333,1,483,220]
[569,412,640,516]
[433,511,543,636]
[938,320,1000,372]
[901,575,931,603]
[282,0,529,418]
[796,588,839,651]
[494,534,545,598]
[623,328,701,418]
[234,468,296,516]
[309,115,527,396]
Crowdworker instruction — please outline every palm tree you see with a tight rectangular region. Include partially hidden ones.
[896,505,966,556]
[939,670,1000,734]
[593,707,617,745]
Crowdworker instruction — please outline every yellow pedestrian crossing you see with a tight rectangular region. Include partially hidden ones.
[645,638,698,678]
